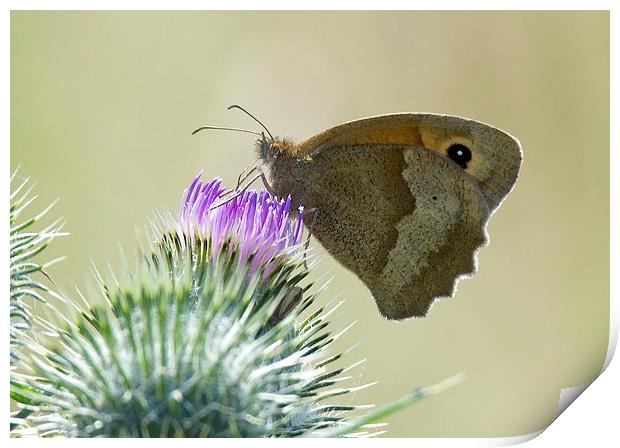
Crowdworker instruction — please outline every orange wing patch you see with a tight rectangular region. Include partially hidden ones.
[298,114,472,158]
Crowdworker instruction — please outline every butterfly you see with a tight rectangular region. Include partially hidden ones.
[194,107,522,320]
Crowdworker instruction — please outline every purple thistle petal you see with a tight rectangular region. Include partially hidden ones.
[185,172,202,207]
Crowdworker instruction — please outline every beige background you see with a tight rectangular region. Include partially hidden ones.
[11,11,609,437]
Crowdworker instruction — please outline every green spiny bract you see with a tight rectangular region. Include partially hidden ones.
[10,169,64,363]
[12,229,365,437]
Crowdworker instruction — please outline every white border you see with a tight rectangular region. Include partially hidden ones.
[3,2,617,446]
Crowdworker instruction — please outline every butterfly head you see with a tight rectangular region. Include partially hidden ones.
[256,133,296,164]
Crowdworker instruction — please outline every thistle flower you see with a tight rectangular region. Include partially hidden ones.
[178,173,305,277]
[12,173,368,437]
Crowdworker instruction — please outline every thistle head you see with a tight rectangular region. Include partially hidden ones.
[12,173,370,438]
[177,173,305,278]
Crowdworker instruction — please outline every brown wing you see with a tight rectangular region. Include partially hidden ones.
[301,143,490,319]
[297,113,522,211]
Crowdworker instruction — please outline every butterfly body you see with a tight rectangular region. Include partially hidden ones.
[255,113,521,320]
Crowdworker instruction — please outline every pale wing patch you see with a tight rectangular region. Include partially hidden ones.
[372,147,490,319]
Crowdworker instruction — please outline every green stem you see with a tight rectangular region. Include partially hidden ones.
[312,372,465,438]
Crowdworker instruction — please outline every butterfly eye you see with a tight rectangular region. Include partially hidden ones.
[447,144,472,169]
[269,143,281,158]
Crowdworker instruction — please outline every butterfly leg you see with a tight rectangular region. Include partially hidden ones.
[215,164,261,202]
[209,166,275,211]
[209,172,262,210]
[235,158,261,190]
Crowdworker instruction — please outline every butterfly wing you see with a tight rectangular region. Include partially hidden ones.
[298,113,522,211]
[295,114,521,319]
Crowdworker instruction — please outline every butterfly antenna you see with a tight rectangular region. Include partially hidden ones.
[227,104,274,141]
[191,126,263,136]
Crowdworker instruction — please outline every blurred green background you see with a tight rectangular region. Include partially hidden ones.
[10,11,609,437]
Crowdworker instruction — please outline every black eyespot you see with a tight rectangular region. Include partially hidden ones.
[432,195,438,201]
[447,144,472,169]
